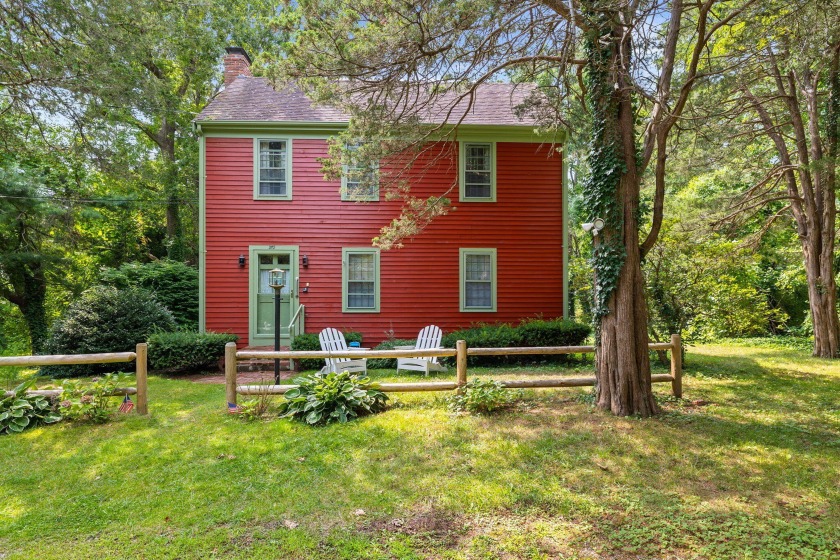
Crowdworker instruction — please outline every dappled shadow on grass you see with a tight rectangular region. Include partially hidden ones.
[1,349,839,559]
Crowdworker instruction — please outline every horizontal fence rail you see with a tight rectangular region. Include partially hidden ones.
[1,343,149,415]
[225,335,683,409]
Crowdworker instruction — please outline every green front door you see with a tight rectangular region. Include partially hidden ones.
[255,253,292,345]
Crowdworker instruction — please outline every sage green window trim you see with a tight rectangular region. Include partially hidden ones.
[341,144,379,201]
[253,137,293,200]
[459,141,496,202]
[460,248,497,312]
[342,248,380,313]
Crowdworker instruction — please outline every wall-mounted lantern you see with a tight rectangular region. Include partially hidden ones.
[302,254,309,268]
[238,254,246,267]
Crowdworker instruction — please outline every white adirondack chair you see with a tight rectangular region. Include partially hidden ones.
[396,325,446,376]
[319,328,367,375]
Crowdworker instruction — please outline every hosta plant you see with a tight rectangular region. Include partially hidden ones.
[0,381,62,435]
[280,371,388,426]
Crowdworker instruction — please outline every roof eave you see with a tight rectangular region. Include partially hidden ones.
[194,119,566,143]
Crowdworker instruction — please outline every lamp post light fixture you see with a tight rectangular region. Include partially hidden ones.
[268,268,287,384]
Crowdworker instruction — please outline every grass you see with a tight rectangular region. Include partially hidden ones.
[1,342,838,559]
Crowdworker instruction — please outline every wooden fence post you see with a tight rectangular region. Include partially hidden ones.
[670,333,682,398]
[456,340,467,393]
[135,343,148,415]
[225,342,238,408]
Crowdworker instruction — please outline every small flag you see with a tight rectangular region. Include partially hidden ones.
[119,395,134,414]
[227,402,241,414]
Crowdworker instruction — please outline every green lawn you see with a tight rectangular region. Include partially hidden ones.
[1,343,838,559]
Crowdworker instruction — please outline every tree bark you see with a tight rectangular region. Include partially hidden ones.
[585,3,659,416]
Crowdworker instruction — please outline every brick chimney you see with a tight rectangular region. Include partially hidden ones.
[223,47,252,86]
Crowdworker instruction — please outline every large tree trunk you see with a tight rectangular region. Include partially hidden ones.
[584,3,659,416]
[804,240,840,358]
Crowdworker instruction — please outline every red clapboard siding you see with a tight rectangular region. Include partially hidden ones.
[205,137,564,346]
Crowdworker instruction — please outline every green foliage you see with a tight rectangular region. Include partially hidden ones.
[581,10,628,334]
[99,260,199,328]
[441,319,591,366]
[42,286,176,378]
[280,371,388,426]
[59,373,130,424]
[237,393,276,422]
[446,379,521,414]
[0,380,62,435]
[367,339,417,369]
[147,330,237,372]
[291,331,363,372]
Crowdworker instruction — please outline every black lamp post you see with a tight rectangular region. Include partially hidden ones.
[268,268,287,384]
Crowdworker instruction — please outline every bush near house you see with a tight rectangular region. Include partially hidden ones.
[41,286,176,378]
[148,331,238,372]
[441,318,591,366]
[291,331,362,371]
[99,260,199,328]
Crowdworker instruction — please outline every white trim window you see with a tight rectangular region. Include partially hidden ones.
[254,138,292,199]
[342,248,380,312]
[459,142,496,201]
[342,143,379,201]
[460,248,497,312]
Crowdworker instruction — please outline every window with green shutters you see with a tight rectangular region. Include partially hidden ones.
[342,248,380,312]
[460,248,497,311]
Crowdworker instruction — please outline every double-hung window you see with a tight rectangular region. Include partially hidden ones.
[459,142,496,201]
[342,143,379,201]
[342,248,380,312]
[254,138,292,199]
[460,248,497,312]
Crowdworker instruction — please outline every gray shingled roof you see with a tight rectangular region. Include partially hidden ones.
[196,77,539,127]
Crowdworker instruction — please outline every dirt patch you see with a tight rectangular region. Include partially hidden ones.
[360,503,465,547]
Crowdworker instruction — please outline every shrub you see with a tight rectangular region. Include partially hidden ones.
[42,286,176,378]
[0,380,62,435]
[446,379,521,414]
[148,331,238,372]
[517,317,591,348]
[280,371,388,425]
[59,372,131,424]
[291,331,363,372]
[367,339,418,369]
[441,318,590,366]
[99,260,198,328]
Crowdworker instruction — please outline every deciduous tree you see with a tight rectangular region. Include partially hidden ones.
[270,0,761,415]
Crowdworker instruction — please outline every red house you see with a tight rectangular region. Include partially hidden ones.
[195,48,569,348]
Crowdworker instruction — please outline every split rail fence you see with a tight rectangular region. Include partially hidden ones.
[0,343,149,415]
[225,335,682,407]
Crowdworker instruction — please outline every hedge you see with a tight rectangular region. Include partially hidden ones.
[441,318,591,366]
[148,331,238,372]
